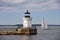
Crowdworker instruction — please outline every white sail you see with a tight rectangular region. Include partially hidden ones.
[41,17,48,30]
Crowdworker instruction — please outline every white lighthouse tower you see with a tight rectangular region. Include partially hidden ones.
[17,10,37,35]
[23,10,32,28]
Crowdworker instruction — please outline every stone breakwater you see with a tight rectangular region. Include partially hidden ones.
[0,28,37,35]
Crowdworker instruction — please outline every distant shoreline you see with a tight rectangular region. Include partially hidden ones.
[0,24,60,26]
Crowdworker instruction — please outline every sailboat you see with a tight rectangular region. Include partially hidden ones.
[41,17,48,30]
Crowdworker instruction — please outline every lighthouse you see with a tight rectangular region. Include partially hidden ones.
[17,10,37,35]
[23,10,32,28]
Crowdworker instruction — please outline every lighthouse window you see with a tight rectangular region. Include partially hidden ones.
[25,16,30,17]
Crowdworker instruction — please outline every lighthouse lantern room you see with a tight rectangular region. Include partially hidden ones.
[23,10,32,28]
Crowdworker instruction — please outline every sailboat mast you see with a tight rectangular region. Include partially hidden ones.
[41,16,48,29]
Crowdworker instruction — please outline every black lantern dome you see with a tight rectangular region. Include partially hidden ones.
[25,10,30,14]
[24,10,30,17]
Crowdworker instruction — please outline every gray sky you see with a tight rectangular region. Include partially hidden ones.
[0,0,60,25]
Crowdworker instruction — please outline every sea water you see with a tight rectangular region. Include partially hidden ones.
[0,26,60,40]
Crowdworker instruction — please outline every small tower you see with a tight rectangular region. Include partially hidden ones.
[23,10,32,28]
[17,10,37,35]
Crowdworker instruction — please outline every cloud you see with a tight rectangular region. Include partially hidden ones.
[22,0,60,11]
[0,0,60,12]
[0,7,18,11]
[56,0,60,4]
[1,0,26,3]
